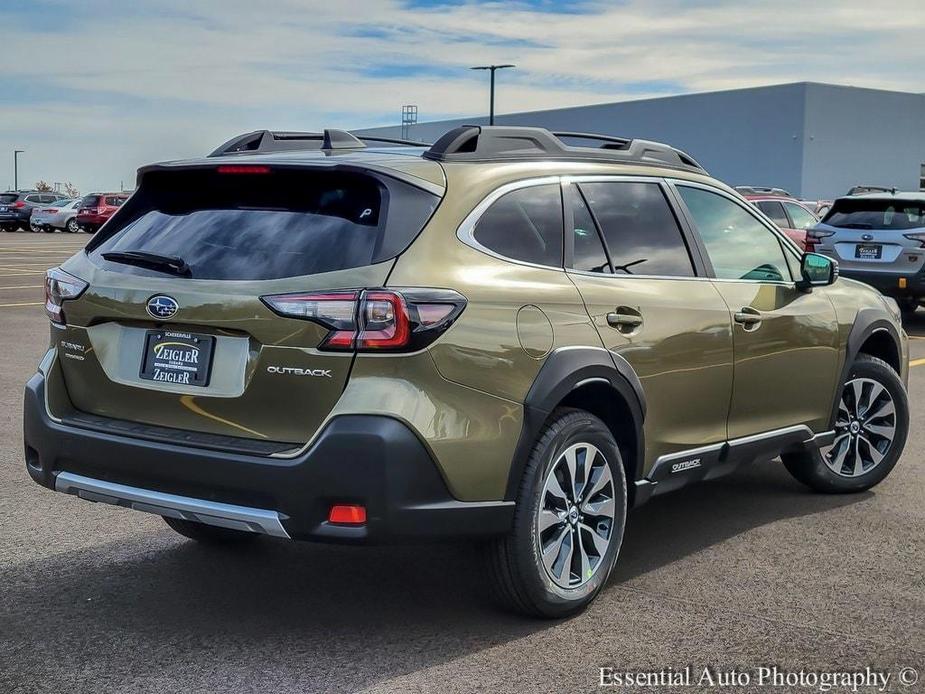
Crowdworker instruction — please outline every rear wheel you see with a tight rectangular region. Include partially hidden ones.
[782,355,908,493]
[66,218,80,233]
[43,225,55,233]
[0,225,13,232]
[485,408,627,618]
[162,516,261,545]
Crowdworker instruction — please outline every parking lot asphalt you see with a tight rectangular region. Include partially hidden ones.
[0,232,922,693]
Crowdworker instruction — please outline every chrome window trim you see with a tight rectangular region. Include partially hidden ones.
[456,176,566,272]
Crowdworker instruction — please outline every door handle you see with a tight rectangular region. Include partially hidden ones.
[607,307,643,330]
[733,307,762,328]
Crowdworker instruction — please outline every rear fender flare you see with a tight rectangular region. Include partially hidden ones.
[504,346,646,501]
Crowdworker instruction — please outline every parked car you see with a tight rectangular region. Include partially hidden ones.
[0,191,68,232]
[810,192,925,316]
[76,193,130,233]
[735,185,794,198]
[847,185,894,196]
[25,126,909,618]
[30,199,81,233]
[809,199,834,218]
[745,194,819,250]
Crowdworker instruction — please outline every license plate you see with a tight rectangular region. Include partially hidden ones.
[855,244,882,260]
[139,330,215,387]
[0,206,7,212]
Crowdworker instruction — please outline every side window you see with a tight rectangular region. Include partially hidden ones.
[579,181,694,276]
[678,186,792,283]
[756,200,789,228]
[567,185,610,274]
[473,184,563,267]
[783,202,817,230]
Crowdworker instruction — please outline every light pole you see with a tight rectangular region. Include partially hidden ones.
[13,150,24,191]
[470,64,515,125]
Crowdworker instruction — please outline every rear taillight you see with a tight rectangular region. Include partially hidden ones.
[217,165,271,175]
[45,267,88,325]
[45,208,58,214]
[806,228,834,244]
[903,232,925,248]
[13,200,25,208]
[261,288,466,352]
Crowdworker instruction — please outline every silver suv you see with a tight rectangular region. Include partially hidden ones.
[810,193,925,315]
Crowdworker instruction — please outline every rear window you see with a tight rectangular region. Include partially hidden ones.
[80,195,101,207]
[823,199,925,230]
[89,168,439,280]
[0,194,18,204]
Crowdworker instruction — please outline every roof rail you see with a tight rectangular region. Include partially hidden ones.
[422,125,705,172]
[208,129,429,157]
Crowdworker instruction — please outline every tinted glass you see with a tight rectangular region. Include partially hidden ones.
[756,200,789,227]
[80,195,101,207]
[568,185,610,273]
[0,194,17,204]
[473,184,563,267]
[678,186,791,282]
[579,181,693,276]
[783,202,817,230]
[822,198,925,230]
[91,169,439,281]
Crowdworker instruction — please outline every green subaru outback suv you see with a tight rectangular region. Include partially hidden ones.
[24,126,909,617]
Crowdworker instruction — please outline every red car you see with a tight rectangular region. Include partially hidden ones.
[76,192,129,233]
[744,194,820,251]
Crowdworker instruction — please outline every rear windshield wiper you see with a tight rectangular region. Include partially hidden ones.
[102,250,191,277]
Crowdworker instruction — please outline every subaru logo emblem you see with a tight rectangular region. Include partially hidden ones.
[862,233,874,241]
[146,295,179,320]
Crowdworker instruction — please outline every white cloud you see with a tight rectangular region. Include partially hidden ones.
[1,0,922,193]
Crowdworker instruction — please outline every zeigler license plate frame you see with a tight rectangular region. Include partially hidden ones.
[139,329,216,387]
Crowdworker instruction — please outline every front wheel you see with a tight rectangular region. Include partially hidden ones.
[782,355,908,493]
[163,516,261,545]
[485,408,627,618]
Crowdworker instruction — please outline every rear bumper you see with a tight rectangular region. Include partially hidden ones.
[0,212,29,224]
[839,268,925,298]
[23,372,514,543]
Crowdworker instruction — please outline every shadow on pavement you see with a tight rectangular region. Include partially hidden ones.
[0,460,868,692]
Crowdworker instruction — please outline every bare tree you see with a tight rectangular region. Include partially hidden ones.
[63,182,80,198]
[34,180,53,192]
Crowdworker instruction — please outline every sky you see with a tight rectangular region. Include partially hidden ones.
[1,0,923,194]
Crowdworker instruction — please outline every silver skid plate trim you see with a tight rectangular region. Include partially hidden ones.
[54,472,290,538]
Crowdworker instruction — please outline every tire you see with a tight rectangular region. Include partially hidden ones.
[66,218,80,233]
[30,221,42,233]
[782,354,908,493]
[43,225,55,233]
[485,407,627,618]
[162,516,260,545]
[1,225,13,233]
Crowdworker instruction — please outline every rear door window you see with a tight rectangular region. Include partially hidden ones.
[578,181,694,276]
[783,202,817,230]
[90,168,439,281]
[756,200,789,227]
[568,185,610,274]
[473,184,563,267]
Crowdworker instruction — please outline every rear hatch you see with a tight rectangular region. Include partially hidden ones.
[811,197,925,274]
[55,163,441,445]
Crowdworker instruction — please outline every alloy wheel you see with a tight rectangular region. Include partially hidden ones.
[537,442,615,589]
[822,377,896,478]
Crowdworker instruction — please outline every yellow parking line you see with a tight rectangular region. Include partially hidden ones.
[909,358,925,368]
[0,301,42,308]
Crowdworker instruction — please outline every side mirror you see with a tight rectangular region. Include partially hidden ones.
[798,252,838,290]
